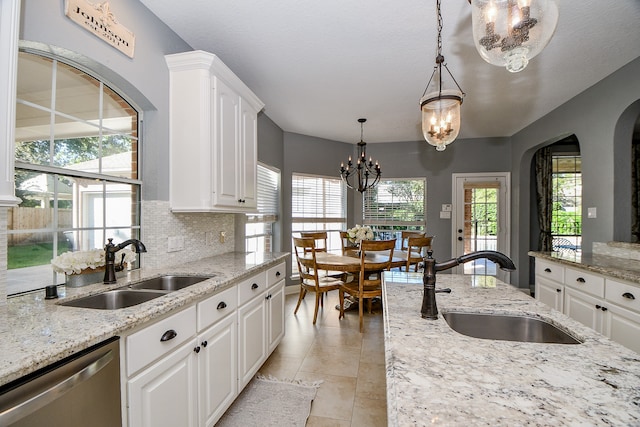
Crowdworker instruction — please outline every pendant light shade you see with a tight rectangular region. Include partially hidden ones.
[470,0,559,73]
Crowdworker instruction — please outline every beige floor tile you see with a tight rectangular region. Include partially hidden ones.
[258,352,304,380]
[306,416,351,427]
[355,361,387,400]
[296,372,357,422]
[299,342,361,378]
[350,396,388,427]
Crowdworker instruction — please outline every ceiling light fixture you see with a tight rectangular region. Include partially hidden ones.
[470,0,559,73]
[340,118,381,193]
[420,0,465,151]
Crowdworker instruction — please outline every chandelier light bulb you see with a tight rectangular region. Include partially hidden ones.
[471,0,559,73]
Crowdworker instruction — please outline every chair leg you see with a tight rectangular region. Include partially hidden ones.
[294,287,306,315]
[338,290,345,319]
[359,295,364,333]
[367,298,372,314]
[313,292,321,325]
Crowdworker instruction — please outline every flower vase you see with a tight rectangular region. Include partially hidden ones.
[65,267,105,288]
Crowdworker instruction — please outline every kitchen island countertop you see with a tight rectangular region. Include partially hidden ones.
[382,271,640,426]
[0,251,288,387]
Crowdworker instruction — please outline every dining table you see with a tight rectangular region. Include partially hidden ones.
[311,249,422,273]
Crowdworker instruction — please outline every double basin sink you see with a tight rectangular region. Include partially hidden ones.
[60,275,213,310]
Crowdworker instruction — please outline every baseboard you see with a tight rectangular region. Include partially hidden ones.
[285,284,300,295]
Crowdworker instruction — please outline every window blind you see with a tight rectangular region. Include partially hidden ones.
[291,174,346,223]
[247,164,279,223]
[363,178,426,226]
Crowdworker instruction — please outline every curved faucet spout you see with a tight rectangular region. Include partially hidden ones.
[435,250,516,272]
[421,250,516,320]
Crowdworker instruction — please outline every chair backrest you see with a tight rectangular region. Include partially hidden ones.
[359,239,396,289]
[405,236,434,270]
[300,231,328,252]
[292,236,320,286]
[339,231,357,255]
[400,231,426,250]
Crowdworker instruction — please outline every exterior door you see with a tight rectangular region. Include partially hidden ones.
[452,173,511,283]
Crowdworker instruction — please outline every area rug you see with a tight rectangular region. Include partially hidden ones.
[216,375,322,427]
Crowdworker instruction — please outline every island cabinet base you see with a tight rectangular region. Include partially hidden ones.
[533,256,640,354]
[122,262,286,427]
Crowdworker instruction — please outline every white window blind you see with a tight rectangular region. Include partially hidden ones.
[247,164,279,223]
[292,174,346,224]
[363,179,426,226]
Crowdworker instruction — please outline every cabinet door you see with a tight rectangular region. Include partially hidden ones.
[239,100,258,209]
[198,314,237,427]
[213,77,241,208]
[238,294,267,389]
[267,280,285,353]
[603,303,640,354]
[128,339,198,427]
[535,276,564,312]
[564,287,603,333]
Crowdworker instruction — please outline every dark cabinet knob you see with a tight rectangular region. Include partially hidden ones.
[160,329,177,342]
[556,289,562,293]
[251,283,259,290]
[544,268,551,273]
[201,340,208,348]
[194,346,201,353]
[217,301,227,310]
[276,271,281,277]
[595,305,601,309]
[457,237,463,241]
[576,277,586,283]
[601,306,608,312]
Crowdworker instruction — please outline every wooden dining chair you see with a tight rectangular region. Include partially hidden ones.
[338,238,396,333]
[293,236,345,324]
[404,235,434,272]
[300,231,329,252]
[339,231,358,256]
[400,230,426,251]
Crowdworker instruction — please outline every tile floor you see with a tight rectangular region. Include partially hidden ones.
[258,291,388,427]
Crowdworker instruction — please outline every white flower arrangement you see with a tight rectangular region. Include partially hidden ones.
[51,248,136,275]
[347,224,374,245]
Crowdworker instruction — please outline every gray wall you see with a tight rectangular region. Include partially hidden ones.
[510,56,640,287]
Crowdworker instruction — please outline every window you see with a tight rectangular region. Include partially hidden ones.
[291,173,346,253]
[551,155,582,252]
[363,178,426,247]
[246,163,280,253]
[8,52,141,295]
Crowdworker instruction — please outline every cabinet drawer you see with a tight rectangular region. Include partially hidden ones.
[126,306,197,376]
[238,271,267,306]
[535,259,564,283]
[197,286,237,331]
[564,267,605,298]
[267,262,286,288]
[606,279,640,313]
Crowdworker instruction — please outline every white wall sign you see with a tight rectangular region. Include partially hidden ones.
[65,0,135,58]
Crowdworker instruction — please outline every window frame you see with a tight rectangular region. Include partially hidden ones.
[246,162,280,253]
[551,154,582,252]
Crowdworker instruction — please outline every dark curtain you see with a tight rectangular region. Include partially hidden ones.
[534,146,553,251]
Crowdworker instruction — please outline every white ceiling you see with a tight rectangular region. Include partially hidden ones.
[141,0,640,144]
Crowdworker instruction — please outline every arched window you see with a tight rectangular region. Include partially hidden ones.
[8,51,142,295]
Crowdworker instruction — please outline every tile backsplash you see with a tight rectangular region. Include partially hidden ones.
[141,201,235,269]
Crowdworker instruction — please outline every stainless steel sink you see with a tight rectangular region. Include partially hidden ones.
[442,312,582,344]
[128,275,213,291]
[60,289,165,310]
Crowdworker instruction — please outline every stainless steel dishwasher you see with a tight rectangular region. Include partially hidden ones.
[0,336,121,427]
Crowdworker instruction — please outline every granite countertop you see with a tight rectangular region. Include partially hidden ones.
[528,251,640,285]
[0,252,288,387]
[382,271,640,426]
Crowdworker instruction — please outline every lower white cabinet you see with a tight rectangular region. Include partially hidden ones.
[124,262,286,427]
[534,257,640,354]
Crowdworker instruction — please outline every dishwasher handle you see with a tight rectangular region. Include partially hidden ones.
[0,348,114,425]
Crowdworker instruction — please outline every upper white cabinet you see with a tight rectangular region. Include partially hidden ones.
[166,51,264,212]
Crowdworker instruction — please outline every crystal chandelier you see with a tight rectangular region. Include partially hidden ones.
[470,0,559,73]
[340,118,381,193]
[420,0,465,151]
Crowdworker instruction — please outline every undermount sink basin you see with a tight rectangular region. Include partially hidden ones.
[60,289,165,310]
[128,275,213,291]
[442,312,582,344]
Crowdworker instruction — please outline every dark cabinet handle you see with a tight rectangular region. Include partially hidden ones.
[194,346,201,353]
[265,294,272,300]
[276,271,281,277]
[251,283,259,290]
[576,277,586,283]
[556,289,562,293]
[595,305,601,309]
[217,301,227,310]
[160,329,177,342]
[544,268,551,273]
[601,306,608,312]
[457,237,463,241]
[201,340,208,348]
[622,292,636,300]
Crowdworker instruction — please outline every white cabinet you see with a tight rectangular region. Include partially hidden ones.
[534,257,640,354]
[165,50,264,213]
